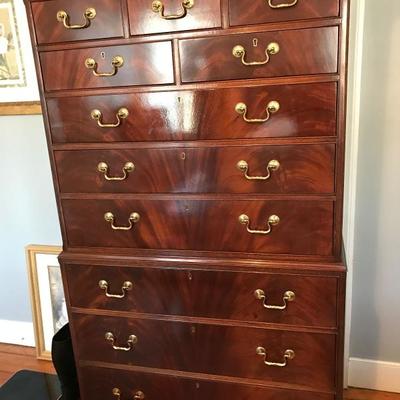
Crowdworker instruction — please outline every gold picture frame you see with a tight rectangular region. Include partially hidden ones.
[26,244,65,360]
[0,0,40,113]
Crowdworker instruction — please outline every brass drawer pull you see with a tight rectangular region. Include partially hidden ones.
[254,289,295,310]
[97,162,135,181]
[152,0,194,20]
[91,108,129,128]
[113,388,145,400]
[56,8,96,29]
[235,101,280,123]
[104,212,140,231]
[99,280,133,299]
[237,159,280,180]
[85,56,124,77]
[105,332,137,352]
[232,42,280,66]
[268,0,298,9]
[256,347,295,367]
[239,214,280,235]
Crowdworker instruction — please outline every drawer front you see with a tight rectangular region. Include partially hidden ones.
[40,43,174,91]
[80,365,334,400]
[128,0,221,36]
[55,144,335,194]
[73,315,336,390]
[66,265,338,328]
[229,1,340,27]
[47,82,337,143]
[62,199,334,256]
[180,27,338,83]
[31,0,124,44]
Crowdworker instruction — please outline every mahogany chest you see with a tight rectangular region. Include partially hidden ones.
[25,0,349,399]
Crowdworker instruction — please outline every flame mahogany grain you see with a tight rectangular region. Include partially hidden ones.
[179,27,339,83]
[127,0,221,36]
[31,0,125,44]
[229,0,340,27]
[73,314,336,390]
[66,264,338,328]
[46,82,337,143]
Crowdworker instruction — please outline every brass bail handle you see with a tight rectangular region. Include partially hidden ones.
[237,159,280,181]
[104,212,141,231]
[239,214,280,235]
[112,388,145,400]
[91,108,129,129]
[152,0,194,20]
[99,280,133,299]
[256,347,295,367]
[97,161,135,181]
[105,332,138,352]
[235,101,280,124]
[268,0,298,9]
[232,42,280,66]
[56,8,96,29]
[254,289,295,310]
[85,56,124,77]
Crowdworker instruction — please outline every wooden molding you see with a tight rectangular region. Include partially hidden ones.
[0,101,42,116]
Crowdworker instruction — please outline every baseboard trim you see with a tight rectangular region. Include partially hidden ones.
[348,357,400,393]
[0,320,35,347]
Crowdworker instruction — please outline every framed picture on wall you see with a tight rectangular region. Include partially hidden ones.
[0,0,41,115]
[26,245,67,360]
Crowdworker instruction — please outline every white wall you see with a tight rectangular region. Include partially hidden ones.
[346,0,400,392]
[0,115,61,323]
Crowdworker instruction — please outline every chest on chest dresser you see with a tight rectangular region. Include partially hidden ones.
[25,1,349,399]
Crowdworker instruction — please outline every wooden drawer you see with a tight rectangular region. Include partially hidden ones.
[62,199,334,256]
[73,314,336,390]
[31,0,124,45]
[40,42,174,91]
[229,0,340,27]
[55,144,336,194]
[127,0,221,36]
[80,365,335,400]
[47,82,337,143]
[66,264,338,328]
[179,27,338,83]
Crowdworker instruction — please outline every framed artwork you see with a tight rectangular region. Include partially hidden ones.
[26,245,67,360]
[0,0,41,115]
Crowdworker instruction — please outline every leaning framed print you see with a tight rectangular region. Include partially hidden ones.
[26,245,67,360]
[0,0,41,115]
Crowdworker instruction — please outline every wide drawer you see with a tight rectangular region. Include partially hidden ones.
[73,314,336,390]
[80,365,335,400]
[62,199,334,256]
[31,0,124,45]
[40,42,174,91]
[229,0,340,27]
[46,82,337,143]
[128,0,221,36]
[179,27,338,83]
[55,144,336,194]
[66,264,338,328]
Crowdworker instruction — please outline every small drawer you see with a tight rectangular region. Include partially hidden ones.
[55,144,336,194]
[80,365,335,400]
[73,315,336,390]
[127,0,221,36]
[62,199,334,256]
[179,27,338,83]
[66,264,338,328]
[31,0,124,45]
[229,0,340,27]
[40,42,174,91]
[46,82,337,143]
